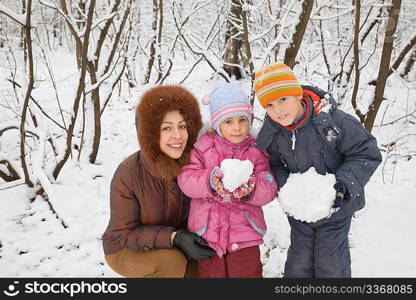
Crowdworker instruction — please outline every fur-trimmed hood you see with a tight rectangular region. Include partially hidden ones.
[135,85,203,179]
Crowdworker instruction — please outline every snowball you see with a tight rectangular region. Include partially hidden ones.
[220,159,254,192]
[278,167,336,223]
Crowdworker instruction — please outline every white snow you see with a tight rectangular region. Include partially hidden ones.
[278,168,337,223]
[0,4,27,26]
[220,159,254,192]
[1,1,416,278]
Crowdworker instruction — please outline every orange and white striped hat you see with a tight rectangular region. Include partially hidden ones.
[253,62,303,107]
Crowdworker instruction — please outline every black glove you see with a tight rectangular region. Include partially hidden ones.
[332,181,348,208]
[172,229,216,261]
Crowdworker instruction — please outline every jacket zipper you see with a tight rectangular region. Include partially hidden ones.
[291,131,296,150]
[291,130,299,169]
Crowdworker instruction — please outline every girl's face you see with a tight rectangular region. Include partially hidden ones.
[159,110,189,159]
[219,116,249,144]
[264,95,304,126]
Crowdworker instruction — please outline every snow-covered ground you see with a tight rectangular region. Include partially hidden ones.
[1,49,415,277]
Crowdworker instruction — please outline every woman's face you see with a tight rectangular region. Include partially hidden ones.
[159,110,189,159]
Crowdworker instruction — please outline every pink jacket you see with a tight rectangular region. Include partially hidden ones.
[178,133,278,257]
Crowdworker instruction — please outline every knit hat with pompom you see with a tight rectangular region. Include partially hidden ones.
[202,84,253,135]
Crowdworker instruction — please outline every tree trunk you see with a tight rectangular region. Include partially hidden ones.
[284,0,314,68]
[144,0,159,84]
[350,0,365,123]
[223,0,243,79]
[87,62,101,164]
[20,0,34,188]
[155,0,163,83]
[53,0,96,180]
[59,0,83,69]
[364,0,402,132]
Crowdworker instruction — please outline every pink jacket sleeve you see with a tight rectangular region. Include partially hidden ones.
[244,151,278,206]
[178,148,216,199]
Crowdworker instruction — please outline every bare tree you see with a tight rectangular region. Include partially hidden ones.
[0,0,35,187]
[144,0,163,84]
[38,0,132,167]
[364,0,402,131]
[52,0,95,179]
[284,0,314,68]
[223,0,243,79]
[350,0,364,123]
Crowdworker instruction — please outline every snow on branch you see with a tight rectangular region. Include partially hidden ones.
[32,129,69,227]
[79,12,117,38]
[258,1,297,66]
[39,0,81,40]
[241,0,267,12]
[84,67,115,94]
[310,0,377,20]
[0,3,27,27]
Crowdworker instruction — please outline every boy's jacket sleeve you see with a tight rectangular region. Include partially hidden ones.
[269,152,290,188]
[334,112,382,201]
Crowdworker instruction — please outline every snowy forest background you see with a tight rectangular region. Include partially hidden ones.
[0,0,415,277]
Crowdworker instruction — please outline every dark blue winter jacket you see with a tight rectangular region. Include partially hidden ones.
[256,86,382,224]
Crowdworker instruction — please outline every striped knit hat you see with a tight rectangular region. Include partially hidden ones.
[253,62,303,107]
[202,84,253,135]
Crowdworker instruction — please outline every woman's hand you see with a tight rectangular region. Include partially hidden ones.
[171,229,216,260]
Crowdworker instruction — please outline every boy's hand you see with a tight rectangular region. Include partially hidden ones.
[332,181,348,208]
[211,169,230,198]
[233,175,256,199]
[326,181,348,218]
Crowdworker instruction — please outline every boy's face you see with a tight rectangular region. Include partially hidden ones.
[264,95,304,126]
[220,116,249,144]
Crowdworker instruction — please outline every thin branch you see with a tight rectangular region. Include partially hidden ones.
[0,3,26,27]
[0,160,21,182]
[373,107,416,127]
[7,79,66,130]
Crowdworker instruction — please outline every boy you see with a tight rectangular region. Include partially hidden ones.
[253,62,382,277]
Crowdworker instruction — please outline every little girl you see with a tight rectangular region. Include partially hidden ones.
[178,84,278,278]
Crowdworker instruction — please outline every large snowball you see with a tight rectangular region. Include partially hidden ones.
[220,159,254,192]
[278,167,336,223]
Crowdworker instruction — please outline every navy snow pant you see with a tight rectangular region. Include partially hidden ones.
[284,215,352,278]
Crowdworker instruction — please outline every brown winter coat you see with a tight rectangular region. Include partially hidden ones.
[102,85,203,255]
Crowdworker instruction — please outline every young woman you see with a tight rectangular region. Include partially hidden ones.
[102,85,215,278]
